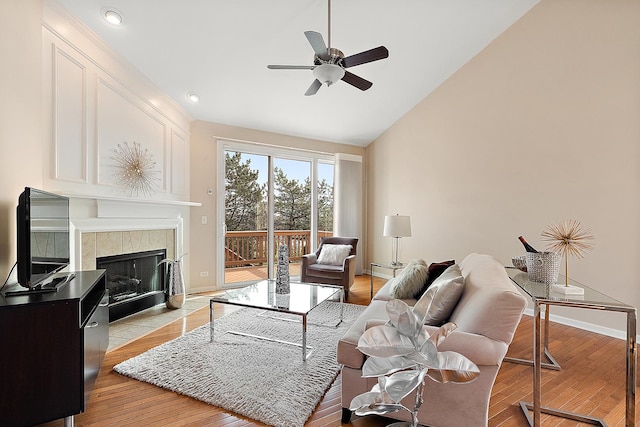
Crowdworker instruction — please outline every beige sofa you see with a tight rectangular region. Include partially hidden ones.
[338,253,527,427]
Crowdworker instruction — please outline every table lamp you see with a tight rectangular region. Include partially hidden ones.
[383,214,411,266]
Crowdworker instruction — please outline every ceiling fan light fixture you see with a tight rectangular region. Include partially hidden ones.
[313,64,345,86]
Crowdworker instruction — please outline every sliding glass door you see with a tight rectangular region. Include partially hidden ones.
[219,141,334,288]
[223,151,269,284]
[272,157,311,281]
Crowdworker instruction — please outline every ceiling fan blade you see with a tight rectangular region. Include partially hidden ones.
[305,79,322,96]
[341,71,373,91]
[267,65,315,70]
[304,31,330,61]
[342,46,389,68]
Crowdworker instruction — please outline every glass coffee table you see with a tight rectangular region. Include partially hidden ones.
[210,280,343,361]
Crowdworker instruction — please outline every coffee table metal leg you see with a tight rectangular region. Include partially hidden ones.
[302,313,307,361]
[210,300,214,342]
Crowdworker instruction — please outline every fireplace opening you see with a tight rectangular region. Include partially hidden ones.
[97,249,166,322]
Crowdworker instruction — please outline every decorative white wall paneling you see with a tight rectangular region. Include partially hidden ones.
[42,2,191,201]
[41,1,195,289]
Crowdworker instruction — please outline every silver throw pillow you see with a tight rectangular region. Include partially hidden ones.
[413,264,465,325]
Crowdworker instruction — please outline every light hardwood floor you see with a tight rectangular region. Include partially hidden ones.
[38,275,636,426]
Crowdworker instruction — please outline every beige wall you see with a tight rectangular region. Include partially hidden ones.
[0,0,43,281]
[367,0,640,332]
[189,120,365,291]
[3,0,636,335]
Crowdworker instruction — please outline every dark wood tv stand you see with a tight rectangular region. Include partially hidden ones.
[0,270,108,427]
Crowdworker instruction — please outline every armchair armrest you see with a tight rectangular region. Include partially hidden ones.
[302,252,318,264]
[302,253,317,268]
[301,253,317,283]
[342,254,357,289]
[343,254,356,269]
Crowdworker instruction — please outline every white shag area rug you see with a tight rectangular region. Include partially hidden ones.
[114,301,365,427]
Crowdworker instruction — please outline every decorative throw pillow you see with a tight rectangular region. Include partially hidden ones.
[317,244,352,265]
[414,259,455,298]
[391,259,429,299]
[413,264,465,325]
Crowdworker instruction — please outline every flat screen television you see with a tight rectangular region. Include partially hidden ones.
[17,187,70,289]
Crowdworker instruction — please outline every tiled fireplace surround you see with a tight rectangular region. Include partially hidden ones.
[80,229,175,271]
[69,199,185,283]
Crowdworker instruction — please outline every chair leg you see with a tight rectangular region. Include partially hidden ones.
[341,407,352,423]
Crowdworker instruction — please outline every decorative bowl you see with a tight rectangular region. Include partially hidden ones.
[512,255,527,272]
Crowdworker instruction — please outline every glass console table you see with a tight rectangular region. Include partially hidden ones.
[370,262,405,299]
[506,267,636,427]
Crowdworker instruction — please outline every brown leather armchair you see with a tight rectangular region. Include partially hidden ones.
[301,237,358,300]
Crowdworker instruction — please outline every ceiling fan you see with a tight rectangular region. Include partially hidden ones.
[267,0,389,96]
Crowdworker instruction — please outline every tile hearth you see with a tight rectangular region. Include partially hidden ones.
[107,293,215,351]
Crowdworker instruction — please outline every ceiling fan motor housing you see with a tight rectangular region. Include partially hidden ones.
[314,48,344,65]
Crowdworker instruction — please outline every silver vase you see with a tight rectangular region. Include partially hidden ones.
[160,258,185,309]
[276,244,290,294]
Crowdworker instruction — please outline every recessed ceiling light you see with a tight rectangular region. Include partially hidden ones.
[187,92,200,102]
[101,7,123,26]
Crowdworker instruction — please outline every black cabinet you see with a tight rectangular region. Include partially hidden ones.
[0,270,108,427]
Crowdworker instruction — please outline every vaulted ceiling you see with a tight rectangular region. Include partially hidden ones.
[54,0,540,146]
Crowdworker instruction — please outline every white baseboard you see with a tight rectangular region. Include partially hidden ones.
[522,308,635,342]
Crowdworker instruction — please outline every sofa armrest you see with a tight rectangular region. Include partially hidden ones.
[364,319,388,330]
[423,326,509,366]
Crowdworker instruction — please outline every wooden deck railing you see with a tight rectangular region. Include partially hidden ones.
[225,230,333,268]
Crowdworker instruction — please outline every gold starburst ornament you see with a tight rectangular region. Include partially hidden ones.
[541,219,594,289]
[112,141,160,197]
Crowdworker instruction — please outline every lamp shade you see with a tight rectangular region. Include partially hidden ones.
[383,215,412,238]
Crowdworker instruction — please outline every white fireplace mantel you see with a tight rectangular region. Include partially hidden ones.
[63,193,201,207]
[67,193,192,272]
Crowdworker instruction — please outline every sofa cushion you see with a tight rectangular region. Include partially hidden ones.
[317,244,352,265]
[415,259,455,298]
[427,260,456,283]
[372,277,417,305]
[414,264,465,325]
[391,259,428,299]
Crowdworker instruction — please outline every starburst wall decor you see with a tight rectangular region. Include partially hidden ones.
[112,141,160,197]
[541,219,594,288]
